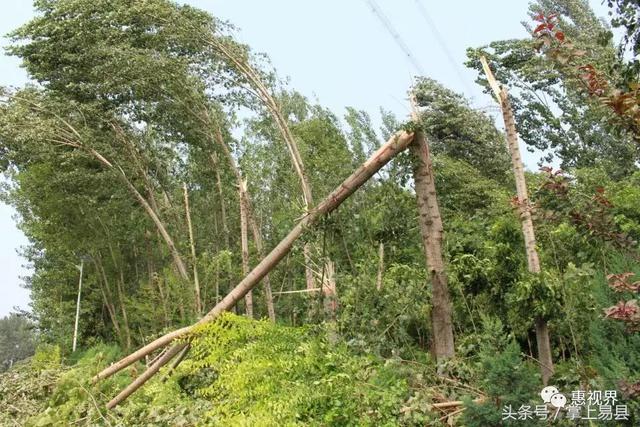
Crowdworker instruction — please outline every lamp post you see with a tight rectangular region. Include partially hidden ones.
[72,259,84,352]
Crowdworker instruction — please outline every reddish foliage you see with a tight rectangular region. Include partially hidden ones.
[539,167,570,197]
[604,300,638,319]
[604,273,640,332]
[619,380,640,399]
[532,13,640,136]
[607,272,640,292]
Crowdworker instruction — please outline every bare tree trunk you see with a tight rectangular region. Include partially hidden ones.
[376,242,384,291]
[409,128,455,361]
[481,57,554,384]
[95,131,415,407]
[183,183,202,315]
[212,128,275,321]
[239,178,253,318]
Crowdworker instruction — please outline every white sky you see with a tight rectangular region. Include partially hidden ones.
[0,0,612,316]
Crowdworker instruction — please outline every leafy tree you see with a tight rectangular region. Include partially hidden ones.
[466,0,639,177]
[0,313,36,372]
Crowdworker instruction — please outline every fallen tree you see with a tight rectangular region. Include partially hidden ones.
[94,130,416,409]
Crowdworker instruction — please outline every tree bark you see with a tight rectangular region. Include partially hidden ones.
[212,128,275,321]
[94,131,415,405]
[183,183,202,315]
[409,129,455,361]
[481,56,554,384]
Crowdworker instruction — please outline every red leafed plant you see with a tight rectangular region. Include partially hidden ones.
[604,272,640,332]
[607,272,640,292]
[532,13,640,139]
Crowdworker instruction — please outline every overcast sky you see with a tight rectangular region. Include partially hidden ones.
[0,0,612,317]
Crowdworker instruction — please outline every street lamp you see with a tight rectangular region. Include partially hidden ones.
[72,255,90,352]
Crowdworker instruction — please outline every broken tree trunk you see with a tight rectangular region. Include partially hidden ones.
[95,131,415,409]
[480,56,554,384]
[212,128,275,321]
[183,183,202,316]
[409,98,455,362]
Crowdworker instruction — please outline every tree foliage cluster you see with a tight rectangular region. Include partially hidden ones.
[1,0,640,425]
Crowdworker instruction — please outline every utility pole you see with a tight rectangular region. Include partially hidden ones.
[72,259,84,352]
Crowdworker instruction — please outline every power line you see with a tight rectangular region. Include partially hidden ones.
[413,0,476,98]
[365,0,426,76]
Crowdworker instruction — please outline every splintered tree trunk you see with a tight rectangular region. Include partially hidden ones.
[239,179,253,318]
[212,128,275,321]
[409,128,455,361]
[183,183,202,315]
[481,57,554,384]
[95,131,415,409]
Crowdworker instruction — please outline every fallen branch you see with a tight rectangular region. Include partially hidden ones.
[432,398,484,409]
[94,131,415,407]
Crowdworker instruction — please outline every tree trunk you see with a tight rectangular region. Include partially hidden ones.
[212,128,275,321]
[183,183,202,315]
[239,178,253,318]
[409,129,455,362]
[95,131,415,407]
[376,242,384,291]
[207,37,318,291]
[481,56,554,384]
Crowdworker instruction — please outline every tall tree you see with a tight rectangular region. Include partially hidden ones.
[481,57,554,384]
